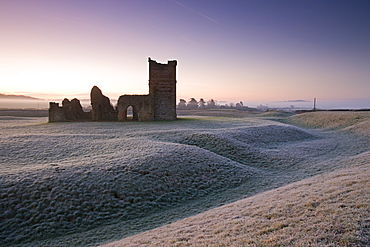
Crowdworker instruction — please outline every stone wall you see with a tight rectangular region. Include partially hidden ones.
[148,58,177,120]
[91,86,117,121]
[117,58,177,121]
[117,95,152,121]
[49,102,66,122]
[48,98,90,122]
[49,58,177,122]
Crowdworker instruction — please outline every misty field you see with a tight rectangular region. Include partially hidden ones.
[0,110,369,246]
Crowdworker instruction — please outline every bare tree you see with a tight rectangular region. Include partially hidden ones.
[198,98,206,108]
[187,98,199,109]
[177,99,187,109]
[207,99,216,109]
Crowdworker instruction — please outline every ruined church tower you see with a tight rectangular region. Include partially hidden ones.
[148,57,177,120]
[49,58,178,122]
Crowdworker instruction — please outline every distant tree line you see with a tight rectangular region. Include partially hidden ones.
[177,98,248,110]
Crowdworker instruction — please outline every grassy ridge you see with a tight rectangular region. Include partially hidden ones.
[1,111,369,246]
[287,111,370,135]
[102,152,370,246]
[101,111,370,247]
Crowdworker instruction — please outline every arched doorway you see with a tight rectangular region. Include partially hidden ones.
[124,105,138,121]
[126,106,133,120]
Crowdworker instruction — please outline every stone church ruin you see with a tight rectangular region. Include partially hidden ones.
[49,58,177,122]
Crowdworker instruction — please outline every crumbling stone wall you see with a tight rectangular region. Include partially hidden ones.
[48,98,90,122]
[117,95,152,121]
[62,98,90,120]
[117,58,177,121]
[49,58,177,122]
[49,102,66,122]
[90,86,117,121]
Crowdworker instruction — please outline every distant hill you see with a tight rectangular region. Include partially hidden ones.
[0,94,94,109]
[0,94,48,109]
[0,93,44,101]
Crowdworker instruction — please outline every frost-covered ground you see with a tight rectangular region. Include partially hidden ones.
[1,112,369,246]
[103,151,370,247]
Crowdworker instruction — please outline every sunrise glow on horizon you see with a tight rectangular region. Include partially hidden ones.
[1,0,369,108]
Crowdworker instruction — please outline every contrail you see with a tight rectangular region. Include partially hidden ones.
[173,0,220,25]
[181,35,199,44]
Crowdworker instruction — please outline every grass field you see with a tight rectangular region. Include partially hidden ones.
[0,110,369,246]
[103,153,370,246]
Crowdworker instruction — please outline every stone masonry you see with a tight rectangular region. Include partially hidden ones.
[49,98,90,122]
[48,58,177,122]
[117,58,177,121]
[91,86,117,121]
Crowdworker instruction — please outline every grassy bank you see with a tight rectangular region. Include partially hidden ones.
[101,111,370,247]
[102,153,370,246]
[1,111,369,246]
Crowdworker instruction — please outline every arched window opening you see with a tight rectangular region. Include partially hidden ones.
[126,106,133,120]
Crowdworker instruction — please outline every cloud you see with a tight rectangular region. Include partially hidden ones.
[173,0,220,25]
[286,100,310,102]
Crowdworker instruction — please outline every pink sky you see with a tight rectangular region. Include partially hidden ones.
[1,0,369,108]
